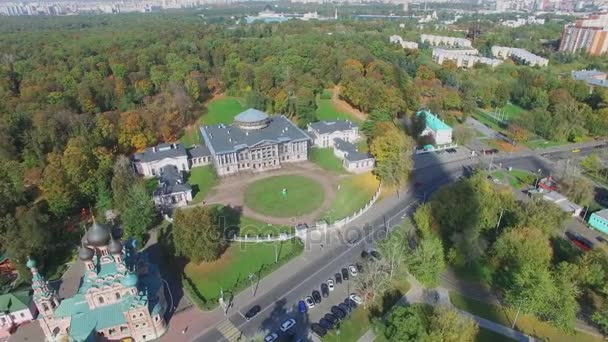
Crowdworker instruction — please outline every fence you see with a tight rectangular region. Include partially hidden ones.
[326,182,382,229]
[227,232,297,243]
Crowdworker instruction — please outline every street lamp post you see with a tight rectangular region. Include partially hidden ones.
[512,297,527,329]
[274,243,278,263]
[248,273,255,297]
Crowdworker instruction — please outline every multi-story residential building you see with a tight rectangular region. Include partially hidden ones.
[417,110,453,145]
[200,109,311,176]
[432,48,502,68]
[389,35,418,49]
[572,69,608,92]
[0,291,36,339]
[31,221,167,341]
[559,13,608,56]
[307,120,374,173]
[491,46,549,67]
[420,34,472,47]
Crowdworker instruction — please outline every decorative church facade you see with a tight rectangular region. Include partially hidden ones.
[30,221,167,342]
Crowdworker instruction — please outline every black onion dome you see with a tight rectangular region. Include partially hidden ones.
[108,239,123,254]
[78,246,94,261]
[86,221,111,246]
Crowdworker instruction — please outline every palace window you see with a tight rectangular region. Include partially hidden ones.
[115,292,121,300]
[98,297,104,304]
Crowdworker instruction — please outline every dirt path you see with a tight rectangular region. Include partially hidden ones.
[331,85,367,121]
[201,162,339,226]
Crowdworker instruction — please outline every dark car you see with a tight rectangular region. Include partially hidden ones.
[344,297,358,308]
[244,305,261,321]
[565,231,593,251]
[597,236,608,244]
[361,250,369,259]
[331,306,347,319]
[318,318,332,330]
[335,272,342,284]
[311,323,327,337]
[321,283,329,298]
[324,313,339,327]
[298,300,307,314]
[312,290,322,304]
[338,303,352,314]
[370,250,382,260]
[482,148,499,155]
[341,268,349,281]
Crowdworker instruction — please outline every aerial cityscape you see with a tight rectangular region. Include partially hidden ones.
[0,1,608,342]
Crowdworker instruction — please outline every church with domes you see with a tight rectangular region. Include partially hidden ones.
[29,220,167,341]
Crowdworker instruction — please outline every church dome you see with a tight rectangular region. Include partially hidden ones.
[108,239,123,254]
[26,257,36,269]
[78,246,94,261]
[86,221,111,247]
[122,272,138,287]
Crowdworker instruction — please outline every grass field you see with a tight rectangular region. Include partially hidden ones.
[524,139,567,150]
[180,97,245,147]
[506,169,534,188]
[238,216,294,237]
[322,172,380,222]
[476,328,516,342]
[187,166,218,203]
[184,239,303,307]
[449,292,603,342]
[310,147,345,173]
[316,90,363,124]
[244,175,325,217]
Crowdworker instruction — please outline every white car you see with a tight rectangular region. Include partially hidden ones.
[327,278,335,291]
[304,296,315,309]
[280,318,297,332]
[264,332,279,342]
[349,293,363,305]
[348,265,358,277]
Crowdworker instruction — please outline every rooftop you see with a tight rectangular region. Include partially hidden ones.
[234,108,269,123]
[133,143,187,163]
[200,111,311,155]
[154,165,191,196]
[188,145,211,158]
[333,138,374,162]
[308,120,357,135]
[593,209,608,220]
[0,290,32,313]
[572,69,607,79]
[417,110,452,132]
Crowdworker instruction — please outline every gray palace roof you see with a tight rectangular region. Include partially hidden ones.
[309,120,357,135]
[334,138,373,162]
[154,165,191,197]
[200,111,311,155]
[133,143,187,163]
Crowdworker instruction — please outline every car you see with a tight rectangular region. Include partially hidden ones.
[348,265,358,277]
[572,148,581,153]
[331,306,347,319]
[280,318,296,332]
[344,297,358,308]
[361,250,369,259]
[338,303,352,314]
[446,148,457,153]
[370,250,382,260]
[341,268,349,281]
[312,290,322,304]
[310,323,327,337]
[318,318,332,330]
[298,300,307,313]
[321,283,329,298]
[244,305,261,321]
[264,332,279,342]
[324,313,339,327]
[304,296,315,309]
[327,278,335,291]
[335,272,342,284]
[565,231,593,251]
[482,149,499,155]
[349,293,363,305]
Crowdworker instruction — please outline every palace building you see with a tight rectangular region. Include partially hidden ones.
[31,221,167,342]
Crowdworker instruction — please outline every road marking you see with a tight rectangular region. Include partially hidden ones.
[216,319,241,342]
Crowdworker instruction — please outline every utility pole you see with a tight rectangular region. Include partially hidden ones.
[583,206,589,220]
[248,273,255,297]
[274,243,278,263]
[512,298,526,329]
[496,208,505,231]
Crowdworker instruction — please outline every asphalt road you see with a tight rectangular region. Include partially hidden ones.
[195,143,608,342]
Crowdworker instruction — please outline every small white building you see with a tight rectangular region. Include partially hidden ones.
[417,110,453,145]
[0,290,36,339]
[132,143,190,178]
[153,165,193,209]
[528,188,583,217]
[307,120,375,173]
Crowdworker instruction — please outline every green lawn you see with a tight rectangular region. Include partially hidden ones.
[180,97,245,147]
[238,216,294,237]
[524,139,567,150]
[473,110,508,134]
[310,148,345,173]
[316,91,362,124]
[476,328,516,342]
[187,166,218,203]
[449,292,603,342]
[507,169,534,188]
[184,239,303,308]
[323,172,379,222]
[244,175,325,217]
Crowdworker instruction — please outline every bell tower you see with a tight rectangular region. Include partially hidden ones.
[27,257,66,339]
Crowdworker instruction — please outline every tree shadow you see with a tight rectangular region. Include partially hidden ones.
[218,205,243,238]
[258,298,310,341]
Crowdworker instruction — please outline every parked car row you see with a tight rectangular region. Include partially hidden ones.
[310,294,363,337]
[300,265,359,310]
[264,318,297,342]
[566,231,594,252]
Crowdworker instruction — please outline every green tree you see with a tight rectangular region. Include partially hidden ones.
[452,124,474,145]
[111,156,137,212]
[120,181,155,243]
[580,153,601,175]
[41,152,77,217]
[427,307,478,342]
[173,206,227,263]
[408,235,446,286]
[380,306,427,342]
[370,124,415,189]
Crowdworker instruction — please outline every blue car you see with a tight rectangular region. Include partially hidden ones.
[298,300,307,313]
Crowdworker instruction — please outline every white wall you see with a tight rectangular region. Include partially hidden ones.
[135,156,190,178]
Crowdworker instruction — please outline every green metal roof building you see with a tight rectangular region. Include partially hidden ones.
[416,110,454,146]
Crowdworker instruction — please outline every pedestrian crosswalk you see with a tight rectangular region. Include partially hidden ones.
[216,319,241,342]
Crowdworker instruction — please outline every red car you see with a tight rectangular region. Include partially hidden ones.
[566,232,593,251]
